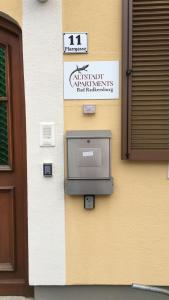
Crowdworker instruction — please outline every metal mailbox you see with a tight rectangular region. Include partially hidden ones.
[64,130,113,195]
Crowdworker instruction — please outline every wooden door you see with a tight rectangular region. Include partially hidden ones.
[0,15,32,296]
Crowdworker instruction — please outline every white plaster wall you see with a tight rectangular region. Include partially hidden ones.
[23,0,65,285]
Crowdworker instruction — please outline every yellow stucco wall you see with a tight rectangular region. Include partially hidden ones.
[0,0,21,25]
[63,0,169,285]
[1,0,169,287]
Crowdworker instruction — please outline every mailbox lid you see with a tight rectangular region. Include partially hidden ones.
[66,130,112,139]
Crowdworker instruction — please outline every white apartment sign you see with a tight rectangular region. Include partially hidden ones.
[64,61,119,100]
[63,33,88,54]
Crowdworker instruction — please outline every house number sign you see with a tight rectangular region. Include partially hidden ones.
[63,32,88,54]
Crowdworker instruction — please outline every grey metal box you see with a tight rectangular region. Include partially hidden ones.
[65,130,113,195]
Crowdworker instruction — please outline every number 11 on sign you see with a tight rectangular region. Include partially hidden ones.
[63,32,88,54]
[69,35,81,46]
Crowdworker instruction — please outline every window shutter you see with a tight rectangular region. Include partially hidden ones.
[122,0,169,160]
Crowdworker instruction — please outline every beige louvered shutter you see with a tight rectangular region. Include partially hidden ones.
[122,0,169,160]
